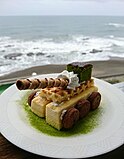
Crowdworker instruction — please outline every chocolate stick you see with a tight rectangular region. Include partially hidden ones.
[16,78,69,90]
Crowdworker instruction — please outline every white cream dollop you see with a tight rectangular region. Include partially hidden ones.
[58,70,79,89]
[51,102,59,107]
[60,110,67,120]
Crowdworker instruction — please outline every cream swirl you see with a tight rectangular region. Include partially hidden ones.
[58,70,79,89]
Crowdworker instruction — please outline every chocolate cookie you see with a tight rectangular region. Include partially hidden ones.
[88,92,101,110]
[62,107,79,129]
[76,99,90,118]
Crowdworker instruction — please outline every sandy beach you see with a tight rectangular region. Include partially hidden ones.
[0,57,124,84]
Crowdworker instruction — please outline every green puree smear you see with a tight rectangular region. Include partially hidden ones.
[19,92,103,137]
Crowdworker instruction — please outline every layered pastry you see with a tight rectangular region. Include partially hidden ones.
[16,62,101,130]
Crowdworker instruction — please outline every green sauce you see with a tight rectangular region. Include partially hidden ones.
[19,92,103,137]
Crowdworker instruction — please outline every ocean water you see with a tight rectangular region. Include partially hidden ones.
[0,16,124,76]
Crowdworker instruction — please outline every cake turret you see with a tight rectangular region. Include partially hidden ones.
[66,62,93,83]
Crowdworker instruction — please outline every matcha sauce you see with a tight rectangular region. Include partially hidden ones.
[19,92,103,137]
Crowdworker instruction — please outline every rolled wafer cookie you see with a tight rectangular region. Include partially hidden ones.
[16,78,69,90]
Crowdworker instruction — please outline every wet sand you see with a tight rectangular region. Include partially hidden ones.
[0,57,124,84]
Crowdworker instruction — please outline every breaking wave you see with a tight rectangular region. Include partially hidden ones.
[0,35,124,76]
[107,23,124,28]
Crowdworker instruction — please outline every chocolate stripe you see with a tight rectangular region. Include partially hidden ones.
[36,78,41,88]
[27,79,33,89]
[48,78,54,87]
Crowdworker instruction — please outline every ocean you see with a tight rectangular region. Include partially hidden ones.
[0,16,124,76]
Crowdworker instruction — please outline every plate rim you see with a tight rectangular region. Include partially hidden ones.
[0,75,124,158]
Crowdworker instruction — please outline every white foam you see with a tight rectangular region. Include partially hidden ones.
[107,23,124,28]
[0,35,124,76]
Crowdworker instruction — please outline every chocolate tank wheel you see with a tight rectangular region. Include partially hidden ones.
[28,91,37,106]
[76,99,90,118]
[88,92,101,110]
[62,107,79,129]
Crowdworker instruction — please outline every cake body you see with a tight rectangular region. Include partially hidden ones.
[31,96,50,117]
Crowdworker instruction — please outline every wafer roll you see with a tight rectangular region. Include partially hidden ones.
[16,78,69,90]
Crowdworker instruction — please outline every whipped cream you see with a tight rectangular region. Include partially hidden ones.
[58,70,79,89]
[35,91,40,96]
[51,102,59,107]
[51,101,64,107]
[60,110,67,120]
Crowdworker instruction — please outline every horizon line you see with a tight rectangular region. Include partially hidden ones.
[0,15,124,17]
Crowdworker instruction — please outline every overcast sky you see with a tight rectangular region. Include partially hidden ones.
[0,0,124,16]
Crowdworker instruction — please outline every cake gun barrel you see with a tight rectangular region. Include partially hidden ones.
[16,78,69,90]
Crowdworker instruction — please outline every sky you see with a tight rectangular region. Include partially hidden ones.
[0,0,124,16]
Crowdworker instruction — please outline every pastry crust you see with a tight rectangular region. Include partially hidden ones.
[39,79,94,103]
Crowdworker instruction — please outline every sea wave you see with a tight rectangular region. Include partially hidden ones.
[0,35,124,76]
[107,23,124,28]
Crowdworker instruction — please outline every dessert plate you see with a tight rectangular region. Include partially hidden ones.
[0,74,124,158]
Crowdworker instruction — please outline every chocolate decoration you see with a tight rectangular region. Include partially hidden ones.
[76,99,90,118]
[62,107,79,129]
[88,92,101,110]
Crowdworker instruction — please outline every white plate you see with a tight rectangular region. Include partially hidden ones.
[0,74,124,158]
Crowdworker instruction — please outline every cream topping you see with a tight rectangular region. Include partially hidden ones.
[51,101,64,107]
[58,70,79,89]
[60,110,67,120]
[35,91,40,96]
[51,102,59,107]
